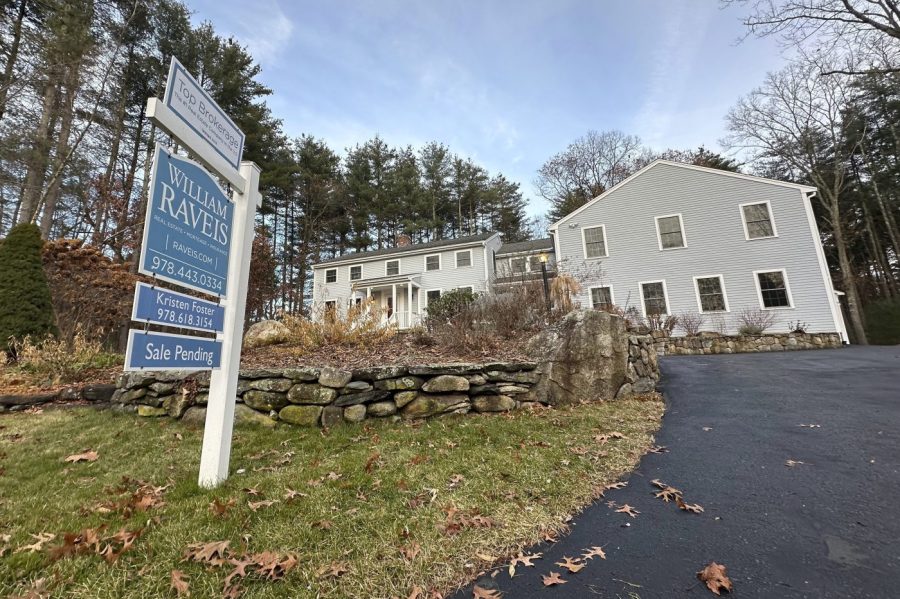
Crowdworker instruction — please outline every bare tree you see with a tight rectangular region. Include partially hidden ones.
[724,58,869,343]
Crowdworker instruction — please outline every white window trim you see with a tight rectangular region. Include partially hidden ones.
[692,274,730,313]
[455,249,473,268]
[753,268,795,310]
[638,279,671,317]
[739,200,779,241]
[424,253,441,271]
[581,224,609,259]
[455,285,475,293]
[349,264,362,281]
[424,288,443,307]
[588,284,615,309]
[509,256,528,275]
[654,213,688,251]
[385,259,400,276]
[324,268,337,284]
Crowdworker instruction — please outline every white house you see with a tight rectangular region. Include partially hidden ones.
[549,160,848,340]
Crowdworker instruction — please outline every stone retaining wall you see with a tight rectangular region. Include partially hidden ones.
[652,331,843,356]
[0,384,117,413]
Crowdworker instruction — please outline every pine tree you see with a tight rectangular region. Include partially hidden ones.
[0,223,58,351]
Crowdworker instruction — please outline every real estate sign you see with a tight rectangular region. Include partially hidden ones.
[131,282,225,334]
[138,145,233,297]
[125,330,222,371]
[163,57,245,170]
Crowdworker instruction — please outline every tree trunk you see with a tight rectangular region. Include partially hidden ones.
[830,211,868,344]
[0,0,27,122]
[40,67,79,238]
[129,123,156,273]
[862,201,894,298]
[17,76,60,225]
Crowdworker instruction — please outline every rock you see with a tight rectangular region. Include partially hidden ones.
[421,375,469,393]
[334,390,391,407]
[283,367,320,381]
[498,385,529,394]
[234,404,276,428]
[466,374,487,386]
[393,391,418,408]
[319,367,352,388]
[614,383,633,400]
[472,395,516,412]
[59,386,81,401]
[236,379,254,395]
[320,405,343,427]
[278,405,322,426]
[483,361,539,372]
[469,384,500,396]
[343,404,367,422]
[527,310,629,405]
[341,381,373,393]
[163,393,192,418]
[240,368,283,379]
[287,384,337,405]
[149,382,175,395]
[117,388,147,403]
[248,378,293,393]
[367,401,397,417]
[137,405,167,417]
[82,384,117,401]
[243,319,290,349]
[485,370,541,384]
[194,392,209,405]
[351,365,408,381]
[137,395,164,408]
[633,378,656,394]
[155,370,197,383]
[374,376,424,391]
[117,372,155,389]
[181,406,206,427]
[242,390,288,411]
[408,363,482,376]
[402,394,470,419]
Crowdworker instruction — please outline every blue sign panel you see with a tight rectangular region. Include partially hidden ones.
[139,145,233,297]
[132,282,225,334]
[125,330,222,372]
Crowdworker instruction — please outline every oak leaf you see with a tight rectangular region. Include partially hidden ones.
[183,540,230,565]
[605,481,627,491]
[170,570,190,597]
[15,532,56,553]
[697,561,733,595]
[582,546,606,560]
[677,498,705,513]
[541,572,567,586]
[317,561,349,578]
[283,488,307,501]
[615,504,640,518]
[210,497,236,516]
[655,486,683,502]
[247,499,277,512]
[64,450,98,463]
[554,556,584,573]
[400,541,421,561]
[473,585,501,598]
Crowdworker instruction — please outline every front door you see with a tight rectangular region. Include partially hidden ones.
[386,296,393,319]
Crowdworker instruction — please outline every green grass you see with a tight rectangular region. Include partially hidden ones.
[0,399,663,598]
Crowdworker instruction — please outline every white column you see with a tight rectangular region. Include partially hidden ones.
[391,283,397,326]
[407,284,413,328]
[198,161,260,489]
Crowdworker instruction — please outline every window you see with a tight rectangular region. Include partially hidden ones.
[425,254,441,271]
[640,281,669,316]
[325,269,337,284]
[323,300,337,323]
[455,250,472,268]
[656,214,686,249]
[529,255,543,271]
[349,265,362,281]
[694,275,728,312]
[590,286,613,310]
[741,201,777,239]
[510,257,526,274]
[455,286,474,293]
[385,260,399,276]
[755,270,793,308]
[426,289,441,304]
[582,225,607,258]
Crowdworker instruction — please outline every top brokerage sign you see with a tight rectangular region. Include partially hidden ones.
[164,57,245,171]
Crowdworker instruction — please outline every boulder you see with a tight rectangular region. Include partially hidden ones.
[181,406,206,427]
[343,404,367,423]
[287,384,337,405]
[248,378,293,393]
[374,376,424,391]
[243,320,290,349]
[194,392,209,405]
[117,372,155,389]
[137,405,167,417]
[163,393,192,418]
[82,384,118,402]
[319,367,352,389]
[234,404,276,428]
[466,374,487,386]
[334,390,390,407]
[116,388,147,403]
[485,370,541,384]
[320,405,344,427]
[483,361,538,372]
[242,390,288,412]
[279,405,323,426]
[402,394,470,419]
[393,391,419,408]
[240,368,284,379]
[469,384,500,396]
[498,385,529,394]
[421,375,469,393]
[352,365,408,381]
[408,363,482,376]
[283,367,320,381]
[340,381,373,393]
[472,395,516,412]
[149,382,175,395]
[367,401,397,417]
[527,309,629,405]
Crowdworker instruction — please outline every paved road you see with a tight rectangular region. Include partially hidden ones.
[456,346,900,598]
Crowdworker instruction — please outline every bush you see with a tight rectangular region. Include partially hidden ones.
[677,311,704,336]
[0,223,58,353]
[864,300,900,345]
[738,307,776,335]
[425,288,478,330]
[11,328,121,384]
[283,299,396,351]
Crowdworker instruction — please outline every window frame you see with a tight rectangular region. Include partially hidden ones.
[424,288,442,306]
[638,279,671,317]
[455,249,472,268]
[581,224,609,259]
[455,285,475,293]
[349,264,362,281]
[739,200,778,241]
[654,213,687,251]
[753,269,794,310]
[385,260,400,276]
[424,253,441,272]
[588,285,615,310]
[324,268,337,284]
[509,256,527,275]
[692,274,730,313]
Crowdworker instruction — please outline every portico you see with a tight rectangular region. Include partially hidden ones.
[351,273,423,329]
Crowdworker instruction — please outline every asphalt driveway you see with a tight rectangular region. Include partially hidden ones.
[456,345,900,598]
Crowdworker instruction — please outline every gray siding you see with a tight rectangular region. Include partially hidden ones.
[553,163,841,336]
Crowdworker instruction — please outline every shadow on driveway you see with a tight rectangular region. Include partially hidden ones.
[453,346,900,598]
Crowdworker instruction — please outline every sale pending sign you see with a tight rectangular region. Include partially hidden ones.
[139,145,233,297]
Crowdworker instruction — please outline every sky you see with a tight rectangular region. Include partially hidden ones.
[187,0,786,217]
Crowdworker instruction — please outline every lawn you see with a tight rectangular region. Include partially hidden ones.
[0,398,663,598]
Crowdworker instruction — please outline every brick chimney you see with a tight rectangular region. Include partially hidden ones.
[396,233,412,247]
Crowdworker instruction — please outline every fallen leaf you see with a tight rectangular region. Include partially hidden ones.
[242,487,262,496]
[183,540,230,565]
[785,460,806,467]
[473,585,501,598]
[364,452,381,474]
[605,481,627,491]
[554,556,584,573]
[648,445,669,453]
[170,570,190,597]
[582,546,606,560]
[64,450,98,463]
[317,561,349,578]
[677,497,705,513]
[654,486,683,502]
[15,532,56,553]
[615,504,640,518]
[283,488,307,501]
[210,497,236,516]
[313,519,333,530]
[247,500,278,512]
[542,572,567,586]
[697,561,733,595]
[447,474,465,489]
[400,541,421,561]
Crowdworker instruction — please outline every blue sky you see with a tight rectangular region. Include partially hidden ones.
[188,0,785,216]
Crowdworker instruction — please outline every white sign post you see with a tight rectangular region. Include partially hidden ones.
[141,57,259,489]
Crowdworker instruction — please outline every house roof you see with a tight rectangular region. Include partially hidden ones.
[495,238,554,256]
[550,159,818,231]
[315,232,498,267]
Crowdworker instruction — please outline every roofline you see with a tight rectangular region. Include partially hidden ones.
[549,160,818,231]
[313,232,501,269]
